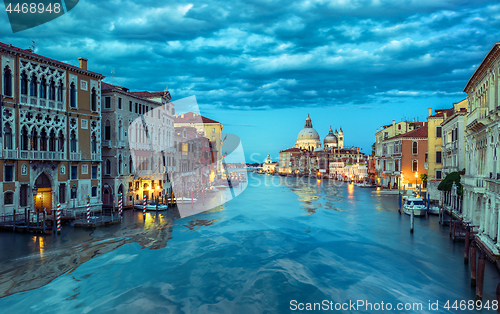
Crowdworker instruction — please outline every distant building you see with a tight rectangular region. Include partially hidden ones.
[262,154,277,173]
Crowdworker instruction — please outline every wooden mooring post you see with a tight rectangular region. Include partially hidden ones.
[27,210,30,233]
[449,207,453,237]
[476,250,486,301]
[43,210,46,233]
[13,210,16,232]
[410,209,414,233]
[464,226,470,264]
[470,239,477,287]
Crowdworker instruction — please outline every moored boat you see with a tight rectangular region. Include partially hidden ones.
[402,196,427,217]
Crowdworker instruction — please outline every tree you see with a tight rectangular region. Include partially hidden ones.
[371,142,376,156]
[437,172,463,196]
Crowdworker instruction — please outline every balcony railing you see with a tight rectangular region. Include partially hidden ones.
[91,153,100,161]
[70,152,81,160]
[466,107,489,130]
[102,140,112,148]
[29,97,37,105]
[3,149,18,159]
[20,95,27,104]
[23,150,65,160]
[39,99,46,107]
[117,140,126,148]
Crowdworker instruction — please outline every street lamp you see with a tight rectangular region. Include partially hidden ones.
[415,172,418,187]
[71,184,77,212]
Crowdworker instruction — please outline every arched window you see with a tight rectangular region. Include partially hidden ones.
[91,87,97,111]
[412,160,418,172]
[21,126,28,150]
[40,128,47,151]
[70,130,77,152]
[3,66,12,96]
[129,155,133,174]
[49,79,56,101]
[412,141,418,155]
[105,159,111,175]
[57,80,63,102]
[39,77,47,99]
[70,82,76,108]
[31,129,38,150]
[3,123,12,150]
[49,130,56,151]
[30,74,37,97]
[118,120,122,141]
[58,131,65,152]
[105,120,111,140]
[91,133,97,153]
[20,72,28,95]
[118,155,123,175]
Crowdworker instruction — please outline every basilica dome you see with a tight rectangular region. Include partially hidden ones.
[295,114,321,150]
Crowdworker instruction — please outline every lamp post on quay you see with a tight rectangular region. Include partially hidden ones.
[71,184,77,212]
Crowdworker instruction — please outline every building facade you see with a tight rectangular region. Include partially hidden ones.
[462,42,500,250]
[101,82,175,207]
[0,43,105,215]
[441,99,467,176]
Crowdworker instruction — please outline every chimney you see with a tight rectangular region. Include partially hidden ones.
[78,57,88,70]
[444,112,447,120]
[428,108,432,117]
[392,120,395,128]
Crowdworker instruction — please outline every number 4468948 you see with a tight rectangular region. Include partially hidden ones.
[5,3,61,14]
[443,300,498,311]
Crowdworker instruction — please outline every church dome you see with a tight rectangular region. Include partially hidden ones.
[295,114,322,150]
[297,128,320,141]
[324,126,338,145]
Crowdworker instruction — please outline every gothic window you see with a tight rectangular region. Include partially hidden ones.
[30,74,37,97]
[57,80,64,102]
[49,79,56,101]
[105,120,111,140]
[105,159,111,175]
[58,131,65,152]
[3,123,12,150]
[31,129,38,150]
[91,87,97,111]
[70,130,77,152]
[412,160,418,172]
[39,77,47,99]
[40,129,47,151]
[49,130,56,151]
[412,142,418,155]
[70,82,76,108]
[3,66,12,96]
[21,126,28,150]
[129,155,133,174]
[20,185,28,207]
[20,72,28,95]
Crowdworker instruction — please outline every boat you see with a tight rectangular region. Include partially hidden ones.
[357,182,375,188]
[402,196,427,217]
[428,206,440,215]
[214,185,229,189]
[133,202,168,211]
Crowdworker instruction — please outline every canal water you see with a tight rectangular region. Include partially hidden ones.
[0,173,499,313]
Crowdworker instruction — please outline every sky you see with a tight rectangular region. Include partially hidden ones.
[2,0,500,163]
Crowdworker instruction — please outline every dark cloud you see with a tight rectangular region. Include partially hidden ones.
[2,0,499,110]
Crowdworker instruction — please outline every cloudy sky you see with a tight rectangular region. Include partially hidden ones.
[2,0,500,162]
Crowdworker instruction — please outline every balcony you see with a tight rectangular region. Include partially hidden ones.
[3,149,18,159]
[25,151,65,161]
[463,175,485,193]
[117,140,126,148]
[91,153,100,161]
[466,107,489,132]
[39,99,46,108]
[102,140,112,148]
[70,152,81,160]
[29,97,37,106]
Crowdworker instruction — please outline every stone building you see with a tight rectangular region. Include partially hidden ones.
[441,99,467,175]
[101,82,175,207]
[0,42,104,215]
[462,42,500,250]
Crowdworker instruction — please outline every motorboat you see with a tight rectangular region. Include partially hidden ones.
[175,197,198,204]
[428,206,440,215]
[356,182,375,188]
[402,196,427,217]
[133,202,168,211]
